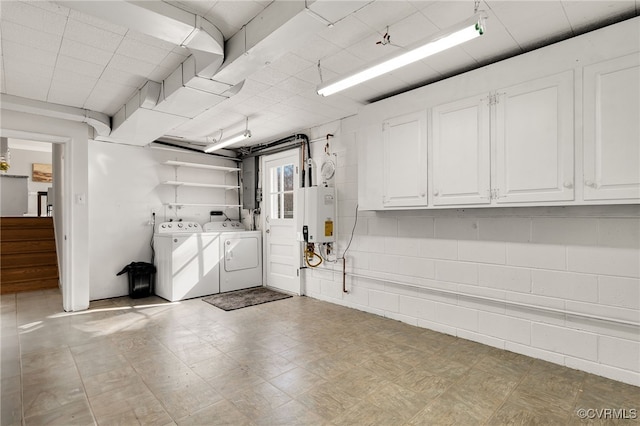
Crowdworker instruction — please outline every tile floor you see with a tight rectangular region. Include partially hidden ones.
[1,288,639,425]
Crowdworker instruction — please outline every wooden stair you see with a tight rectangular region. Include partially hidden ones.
[1,217,59,294]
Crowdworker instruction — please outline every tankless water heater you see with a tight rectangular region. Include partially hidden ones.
[297,186,336,243]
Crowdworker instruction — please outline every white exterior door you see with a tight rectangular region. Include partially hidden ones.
[494,71,575,203]
[583,53,640,201]
[263,150,301,295]
[431,95,491,206]
[382,111,428,207]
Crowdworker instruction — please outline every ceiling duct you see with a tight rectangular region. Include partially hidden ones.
[59,0,231,146]
[59,0,359,147]
[0,93,111,137]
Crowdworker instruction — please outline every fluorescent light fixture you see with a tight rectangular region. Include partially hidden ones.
[317,13,486,96]
[204,130,251,153]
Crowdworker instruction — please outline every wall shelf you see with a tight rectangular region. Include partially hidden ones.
[162,180,240,190]
[164,160,240,172]
[161,158,242,213]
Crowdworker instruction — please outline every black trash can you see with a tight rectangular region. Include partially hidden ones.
[116,262,156,298]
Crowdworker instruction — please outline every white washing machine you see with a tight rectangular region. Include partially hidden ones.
[203,221,262,293]
[154,221,220,301]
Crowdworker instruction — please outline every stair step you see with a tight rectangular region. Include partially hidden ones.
[1,217,54,229]
[1,217,59,295]
[1,252,58,269]
[1,265,59,283]
[1,227,55,242]
[1,240,57,255]
[0,278,59,295]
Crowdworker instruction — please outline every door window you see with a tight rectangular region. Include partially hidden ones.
[270,163,294,219]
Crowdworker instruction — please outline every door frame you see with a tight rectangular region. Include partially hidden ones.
[261,148,301,295]
[0,128,81,311]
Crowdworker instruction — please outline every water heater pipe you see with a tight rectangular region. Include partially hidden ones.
[306,137,313,187]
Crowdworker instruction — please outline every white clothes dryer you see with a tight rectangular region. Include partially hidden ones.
[203,221,262,293]
[154,221,220,301]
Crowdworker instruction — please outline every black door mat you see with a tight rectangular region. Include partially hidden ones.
[202,287,292,311]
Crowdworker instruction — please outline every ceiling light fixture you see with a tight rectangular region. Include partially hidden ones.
[204,118,251,153]
[204,130,251,153]
[316,13,487,96]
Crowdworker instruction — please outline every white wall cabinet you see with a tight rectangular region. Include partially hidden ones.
[583,53,640,201]
[382,112,428,207]
[494,71,575,204]
[357,18,639,210]
[430,71,574,207]
[432,95,491,206]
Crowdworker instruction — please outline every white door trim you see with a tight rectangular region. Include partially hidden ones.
[261,149,301,295]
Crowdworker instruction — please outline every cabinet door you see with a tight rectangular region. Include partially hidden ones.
[382,111,428,207]
[431,96,491,206]
[494,71,575,204]
[583,54,640,201]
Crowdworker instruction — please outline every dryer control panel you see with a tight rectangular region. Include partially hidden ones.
[157,222,202,233]
[203,221,245,232]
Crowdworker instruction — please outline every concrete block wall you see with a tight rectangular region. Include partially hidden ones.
[302,117,640,386]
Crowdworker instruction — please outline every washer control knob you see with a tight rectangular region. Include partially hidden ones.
[168,224,172,228]
[223,223,227,227]
[178,223,183,228]
[161,224,166,228]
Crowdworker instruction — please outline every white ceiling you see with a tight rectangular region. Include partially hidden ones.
[1,0,638,149]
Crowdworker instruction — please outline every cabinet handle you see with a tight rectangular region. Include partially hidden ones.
[433,190,439,196]
[563,181,573,189]
[421,192,426,197]
[585,180,596,188]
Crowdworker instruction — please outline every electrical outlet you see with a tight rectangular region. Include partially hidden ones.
[148,208,157,226]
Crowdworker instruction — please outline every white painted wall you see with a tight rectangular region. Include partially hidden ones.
[0,109,90,312]
[5,147,52,216]
[301,117,640,386]
[88,141,241,300]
